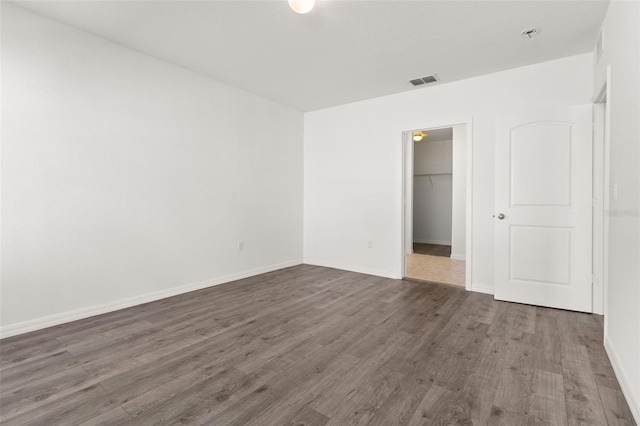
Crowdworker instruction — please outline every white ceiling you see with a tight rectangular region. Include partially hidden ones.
[10,0,609,112]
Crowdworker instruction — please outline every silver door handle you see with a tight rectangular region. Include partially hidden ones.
[497,213,506,220]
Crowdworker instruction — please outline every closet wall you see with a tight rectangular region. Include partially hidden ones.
[413,138,453,245]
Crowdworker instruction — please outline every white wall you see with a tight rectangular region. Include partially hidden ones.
[413,139,452,245]
[593,1,640,421]
[0,4,303,336]
[451,125,467,260]
[304,53,593,284]
[414,139,452,175]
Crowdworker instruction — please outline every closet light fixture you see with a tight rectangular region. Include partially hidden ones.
[413,131,427,142]
[289,0,315,14]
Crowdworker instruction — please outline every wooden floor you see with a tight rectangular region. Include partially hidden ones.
[413,243,451,257]
[0,265,634,425]
[406,254,466,287]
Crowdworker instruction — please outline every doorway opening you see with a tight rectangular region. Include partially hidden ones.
[401,122,472,289]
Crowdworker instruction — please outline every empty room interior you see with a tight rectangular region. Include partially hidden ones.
[1,0,639,425]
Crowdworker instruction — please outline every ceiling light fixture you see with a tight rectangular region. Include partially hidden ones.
[413,131,427,142]
[289,0,315,14]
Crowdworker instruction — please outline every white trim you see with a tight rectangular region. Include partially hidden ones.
[0,260,302,339]
[592,102,605,315]
[413,238,451,245]
[399,117,474,292]
[304,259,399,280]
[604,337,640,423]
[602,66,612,332]
[450,254,466,261]
[592,67,610,316]
[470,283,494,295]
[403,131,414,273]
[595,28,604,64]
[465,119,474,292]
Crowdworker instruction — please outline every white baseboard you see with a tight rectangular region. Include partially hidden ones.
[450,254,466,261]
[304,259,399,280]
[0,259,303,339]
[413,239,452,246]
[471,283,494,295]
[604,337,640,423]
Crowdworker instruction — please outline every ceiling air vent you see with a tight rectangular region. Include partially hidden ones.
[409,75,438,86]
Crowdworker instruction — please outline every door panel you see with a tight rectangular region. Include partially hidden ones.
[495,106,592,312]
[510,123,572,207]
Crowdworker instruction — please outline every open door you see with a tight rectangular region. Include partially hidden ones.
[494,106,592,312]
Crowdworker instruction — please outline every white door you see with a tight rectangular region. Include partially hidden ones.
[494,106,593,312]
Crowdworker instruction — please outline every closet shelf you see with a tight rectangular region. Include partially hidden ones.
[414,172,453,176]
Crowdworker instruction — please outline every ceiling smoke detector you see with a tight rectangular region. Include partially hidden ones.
[521,28,539,39]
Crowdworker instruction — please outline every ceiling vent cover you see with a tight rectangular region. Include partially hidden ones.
[409,75,438,86]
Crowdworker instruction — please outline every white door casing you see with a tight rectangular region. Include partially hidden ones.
[494,106,593,312]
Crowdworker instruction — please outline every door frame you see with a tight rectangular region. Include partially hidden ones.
[399,117,474,291]
[592,66,611,317]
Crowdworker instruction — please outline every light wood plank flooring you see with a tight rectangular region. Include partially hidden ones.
[406,254,466,287]
[0,265,635,425]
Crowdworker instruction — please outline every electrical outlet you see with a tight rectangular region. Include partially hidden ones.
[368,240,374,249]
[237,240,244,251]
[612,182,619,200]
